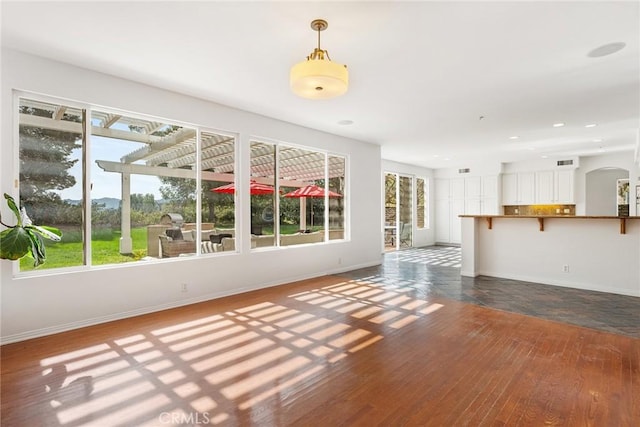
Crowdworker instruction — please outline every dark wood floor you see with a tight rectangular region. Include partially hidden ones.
[342,246,640,338]
[2,247,639,426]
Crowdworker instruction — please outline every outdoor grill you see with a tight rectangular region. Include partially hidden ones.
[160,213,184,229]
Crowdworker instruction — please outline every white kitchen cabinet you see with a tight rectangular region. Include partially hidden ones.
[465,177,481,198]
[502,173,518,204]
[518,172,535,204]
[435,200,450,242]
[450,198,465,244]
[535,170,575,204]
[555,170,574,203]
[482,175,498,199]
[435,175,501,243]
[450,178,465,199]
[502,172,535,205]
[535,171,554,204]
[465,198,482,215]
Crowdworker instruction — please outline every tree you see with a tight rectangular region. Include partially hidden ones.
[19,106,81,223]
[130,193,157,213]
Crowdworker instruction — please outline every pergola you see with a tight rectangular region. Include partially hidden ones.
[19,99,345,252]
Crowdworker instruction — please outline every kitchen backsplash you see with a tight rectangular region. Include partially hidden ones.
[503,205,576,216]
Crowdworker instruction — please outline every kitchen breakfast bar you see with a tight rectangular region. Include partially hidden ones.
[460,215,640,297]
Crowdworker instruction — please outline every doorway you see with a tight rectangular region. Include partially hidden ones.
[384,172,412,251]
[585,167,629,215]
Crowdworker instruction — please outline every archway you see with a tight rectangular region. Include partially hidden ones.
[585,167,629,215]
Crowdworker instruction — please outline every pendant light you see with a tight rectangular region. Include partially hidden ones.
[290,19,348,99]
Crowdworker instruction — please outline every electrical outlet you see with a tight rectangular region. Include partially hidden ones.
[181,283,188,292]
[562,265,569,273]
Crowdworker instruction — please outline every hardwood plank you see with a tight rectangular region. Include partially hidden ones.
[2,274,638,426]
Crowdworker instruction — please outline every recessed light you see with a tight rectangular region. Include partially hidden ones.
[433,154,440,158]
[597,147,605,152]
[528,147,536,151]
[541,155,548,159]
[593,138,603,143]
[337,119,354,126]
[585,123,597,128]
[444,157,450,161]
[553,122,565,127]
[587,42,626,58]
[509,136,519,140]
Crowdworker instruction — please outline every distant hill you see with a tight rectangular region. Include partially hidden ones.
[65,197,121,210]
[65,197,168,210]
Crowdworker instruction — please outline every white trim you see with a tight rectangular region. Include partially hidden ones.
[477,270,640,298]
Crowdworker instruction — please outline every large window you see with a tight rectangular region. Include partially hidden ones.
[15,94,346,272]
[251,140,347,248]
[17,95,236,271]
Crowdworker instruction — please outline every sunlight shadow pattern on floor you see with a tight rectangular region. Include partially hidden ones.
[339,246,640,339]
[34,278,446,426]
[388,246,461,268]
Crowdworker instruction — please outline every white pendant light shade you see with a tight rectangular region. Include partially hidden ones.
[290,58,348,99]
[290,19,349,100]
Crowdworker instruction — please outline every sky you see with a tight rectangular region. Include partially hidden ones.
[59,135,164,201]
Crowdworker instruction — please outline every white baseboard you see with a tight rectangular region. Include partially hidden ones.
[478,270,640,298]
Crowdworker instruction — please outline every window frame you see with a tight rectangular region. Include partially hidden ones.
[11,90,347,277]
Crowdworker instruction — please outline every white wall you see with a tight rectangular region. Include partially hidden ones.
[0,49,383,343]
[577,152,639,216]
[381,159,435,248]
[586,168,629,215]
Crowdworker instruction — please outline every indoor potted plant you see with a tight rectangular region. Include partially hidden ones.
[0,193,62,267]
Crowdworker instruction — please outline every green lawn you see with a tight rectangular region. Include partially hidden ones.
[20,227,149,271]
[18,224,325,271]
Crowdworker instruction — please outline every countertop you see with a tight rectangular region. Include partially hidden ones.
[459,215,640,219]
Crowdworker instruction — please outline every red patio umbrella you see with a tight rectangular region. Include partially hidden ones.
[212,180,276,195]
[284,184,342,228]
[283,184,342,198]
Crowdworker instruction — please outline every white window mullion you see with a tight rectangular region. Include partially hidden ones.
[83,108,92,266]
[324,152,329,241]
[275,144,281,245]
[195,128,202,255]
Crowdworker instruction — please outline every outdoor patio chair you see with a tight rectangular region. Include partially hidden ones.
[399,222,411,247]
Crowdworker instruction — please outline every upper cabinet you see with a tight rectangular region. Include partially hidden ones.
[535,171,554,204]
[535,170,575,204]
[502,172,534,205]
[503,170,575,205]
[555,170,574,203]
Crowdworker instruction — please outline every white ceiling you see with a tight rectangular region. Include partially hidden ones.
[2,1,639,169]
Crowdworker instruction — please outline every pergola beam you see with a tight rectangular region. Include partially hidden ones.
[96,160,234,182]
[20,114,160,144]
[96,160,306,188]
[102,114,122,128]
[121,127,196,164]
[53,106,67,120]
